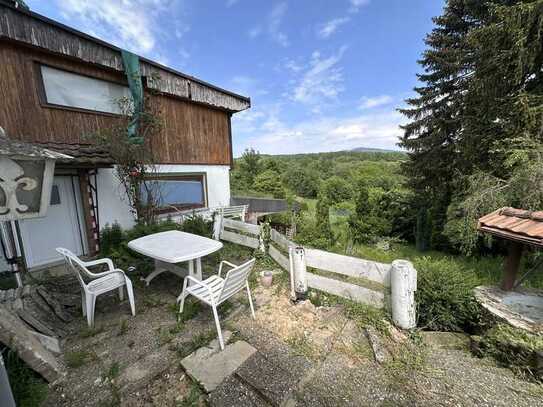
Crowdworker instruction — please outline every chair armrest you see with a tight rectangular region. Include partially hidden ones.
[83,258,115,272]
[86,268,125,279]
[218,260,238,277]
[184,275,215,299]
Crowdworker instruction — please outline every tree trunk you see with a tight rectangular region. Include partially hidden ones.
[501,241,523,291]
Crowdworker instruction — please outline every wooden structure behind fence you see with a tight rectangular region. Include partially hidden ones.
[218,218,394,309]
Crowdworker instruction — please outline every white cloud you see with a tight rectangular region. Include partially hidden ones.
[56,0,167,54]
[359,95,393,110]
[284,59,304,73]
[175,24,190,40]
[349,0,371,13]
[247,3,289,46]
[248,26,262,39]
[291,46,347,106]
[226,0,239,7]
[229,75,268,97]
[268,2,289,47]
[232,107,404,155]
[317,17,350,39]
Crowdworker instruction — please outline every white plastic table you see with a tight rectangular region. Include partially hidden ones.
[127,230,223,286]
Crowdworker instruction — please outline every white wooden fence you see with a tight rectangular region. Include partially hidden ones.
[215,217,416,328]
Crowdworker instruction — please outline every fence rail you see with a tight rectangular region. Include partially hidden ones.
[215,216,416,325]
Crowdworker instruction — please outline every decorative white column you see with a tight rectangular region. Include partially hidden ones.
[289,246,308,300]
[391,260,417,330]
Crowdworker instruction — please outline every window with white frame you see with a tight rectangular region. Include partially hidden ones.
[142,175,207,213]
[39,65,131,114]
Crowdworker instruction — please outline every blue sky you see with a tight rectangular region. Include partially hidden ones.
[27,0,444,156]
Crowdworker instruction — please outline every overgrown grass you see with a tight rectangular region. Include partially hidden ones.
[5,350,48,407]
[473,324,543,380]
[286,332,315,360]
[65,350,98,368]
[177,381,204,406]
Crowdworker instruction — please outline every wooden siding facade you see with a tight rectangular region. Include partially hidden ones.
[0,41,233,166]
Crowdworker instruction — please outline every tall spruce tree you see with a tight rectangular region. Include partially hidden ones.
[399,0,519,250]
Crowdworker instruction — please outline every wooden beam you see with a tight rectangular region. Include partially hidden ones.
[502,241,523,291]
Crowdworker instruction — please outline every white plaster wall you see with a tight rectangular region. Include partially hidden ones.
[96,168,137,230]
[97,165,231,230]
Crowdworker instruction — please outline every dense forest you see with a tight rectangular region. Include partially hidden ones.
[230,149,413,249]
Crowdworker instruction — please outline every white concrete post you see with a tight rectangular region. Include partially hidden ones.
[390,260,417,330]
[289,246,308,300]
[212,212,223,240]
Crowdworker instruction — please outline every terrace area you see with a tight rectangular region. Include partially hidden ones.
[8,236,540,407]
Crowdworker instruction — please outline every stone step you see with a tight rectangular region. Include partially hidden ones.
[181,332,256,393]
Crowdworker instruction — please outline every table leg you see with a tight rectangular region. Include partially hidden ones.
[187,260,195,287]
[144,268,167,286]
[196,258,203,280]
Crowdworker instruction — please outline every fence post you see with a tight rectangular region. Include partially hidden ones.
[289,246,308,301]
[212,212,223,240]
[390,260,417,330]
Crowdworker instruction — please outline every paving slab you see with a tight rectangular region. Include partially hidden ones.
[235,318,314,377]
[236,352,298,406]
[209,375,270,407]
[421,331,470,350]
[181,339,256,392]
[118,347,173,391]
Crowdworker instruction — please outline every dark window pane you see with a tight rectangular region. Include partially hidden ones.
[141,178,204,209]
[50,185,61,205]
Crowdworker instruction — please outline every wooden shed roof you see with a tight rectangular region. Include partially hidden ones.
[478,207,543,247]
[0,2,251,113]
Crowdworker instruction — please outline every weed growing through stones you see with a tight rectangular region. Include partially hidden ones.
[100,361,122,407]
[176,330,217,359]
[286,331,315,360]
[157,327,174,346]
[118,319,129,336]
[65,350,98,368]
[177,380,204,406]
[176,298,202,322]
[80,325,105,338]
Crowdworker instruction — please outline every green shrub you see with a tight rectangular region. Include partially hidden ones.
[179,213,213,238]
[5,350,48,407]
[415,256,482,332]
[474,324,543,380]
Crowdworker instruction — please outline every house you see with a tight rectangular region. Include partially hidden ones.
[0,1,250,271]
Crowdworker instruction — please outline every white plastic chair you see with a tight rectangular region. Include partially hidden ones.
[56,248,135,327]
[177,258,256,350]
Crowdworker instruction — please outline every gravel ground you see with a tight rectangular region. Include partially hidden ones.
[41,270,543,407]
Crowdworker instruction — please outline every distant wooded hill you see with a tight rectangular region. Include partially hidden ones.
[350,146,402,153]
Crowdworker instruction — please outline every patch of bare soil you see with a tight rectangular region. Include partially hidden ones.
[232,285,543,406]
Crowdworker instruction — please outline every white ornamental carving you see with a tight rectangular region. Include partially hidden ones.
[0,156,38,215]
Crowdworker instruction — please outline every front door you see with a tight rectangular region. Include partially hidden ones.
[19,176,86,268]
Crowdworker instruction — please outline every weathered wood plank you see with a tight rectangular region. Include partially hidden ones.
[269,245,289,271]
[0,306,65,382]
[306,272,384,308]
[270,229,295,252]
[305,248,391,286]
[222,219,260,235]
[0,7,250,112]
[220,230,260,249]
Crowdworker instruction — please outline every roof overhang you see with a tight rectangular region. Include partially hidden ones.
[478,207,543,248]
[0,3,251,113]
